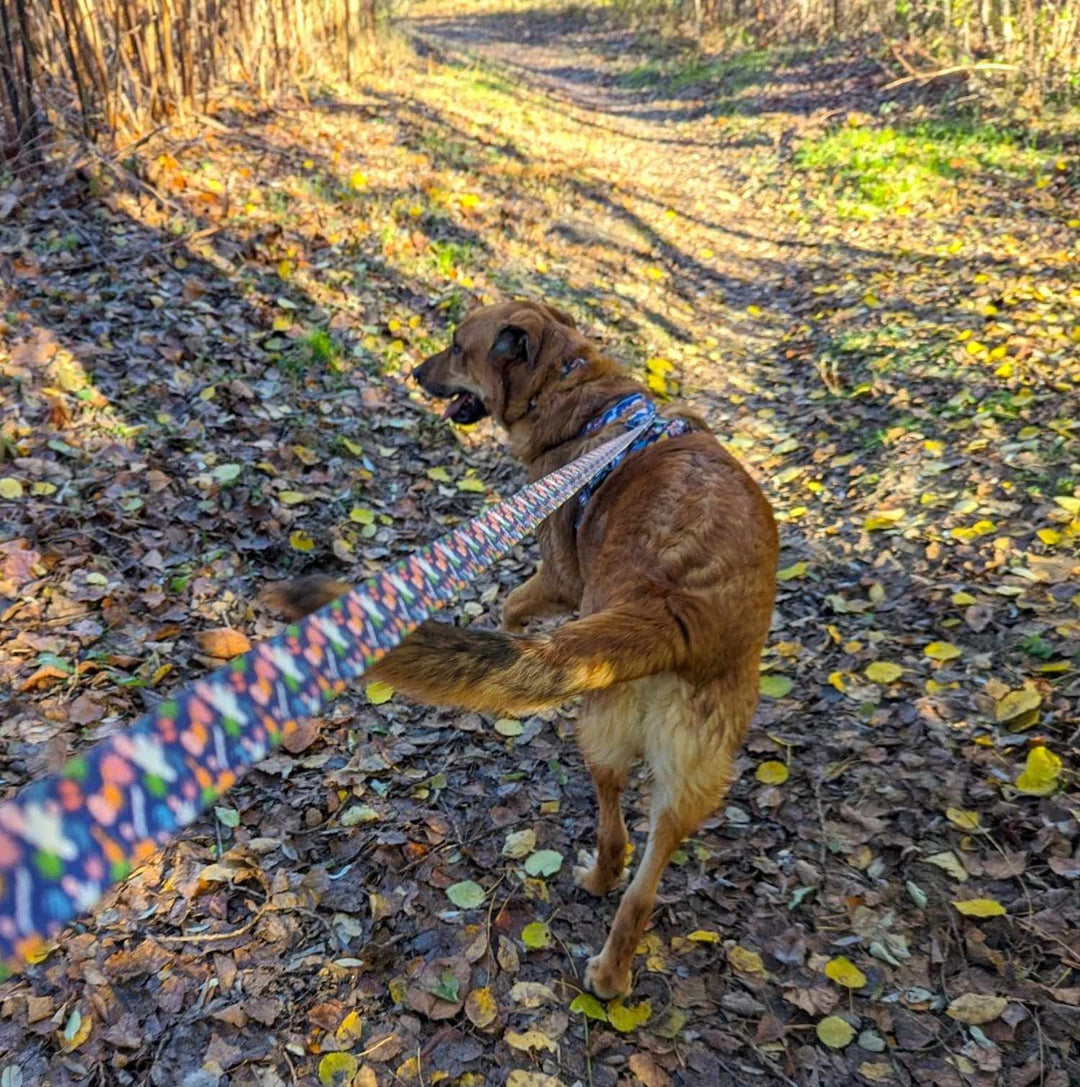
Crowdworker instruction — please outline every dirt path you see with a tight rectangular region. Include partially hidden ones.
[1,4,1078,1085]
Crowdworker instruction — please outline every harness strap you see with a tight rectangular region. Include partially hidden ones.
[575,394,693,529]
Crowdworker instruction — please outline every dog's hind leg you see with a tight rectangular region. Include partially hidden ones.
[501,564,570,633]
[582,674,752,1000]
[573,685,640,897]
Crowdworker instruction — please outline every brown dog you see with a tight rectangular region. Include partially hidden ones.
[273,301,777,998]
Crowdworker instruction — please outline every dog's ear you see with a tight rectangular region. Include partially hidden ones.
[489,324,530,366]
[541,304,577,330]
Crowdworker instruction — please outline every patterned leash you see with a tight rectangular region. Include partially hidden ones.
[0,425,648,977]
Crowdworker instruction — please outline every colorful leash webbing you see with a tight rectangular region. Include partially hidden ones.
[0,424,648,977]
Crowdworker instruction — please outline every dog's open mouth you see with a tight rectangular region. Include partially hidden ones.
[442,392,490,425]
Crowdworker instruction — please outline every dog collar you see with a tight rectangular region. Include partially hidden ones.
[574,394,692,529]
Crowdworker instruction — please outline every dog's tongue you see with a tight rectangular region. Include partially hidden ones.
[442,393,471,420]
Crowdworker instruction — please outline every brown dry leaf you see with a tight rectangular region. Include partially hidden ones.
[628,1052,673,1087]
[465,986,498,1029]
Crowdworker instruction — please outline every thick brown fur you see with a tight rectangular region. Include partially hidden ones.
[269,300,778,999]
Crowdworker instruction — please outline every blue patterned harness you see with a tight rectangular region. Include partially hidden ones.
[574,393,692,528]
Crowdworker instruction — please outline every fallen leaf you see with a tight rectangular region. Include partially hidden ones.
[824,956,867,989]
[946,993,1008,1025]
[465,986,498,1029]
[945,808,981,831]
[995,688,1042,723]
[318,1052,358,1087]
[952,898,1006,918]
[445,881,485,909]
[523,850,563,877]
[521,921,553,950]
[195,628,251,659]
[758,674,793,699]
[365,681,394,705]
[755,760,789,784]
[504,1028,557,1053]
[503,829,537,858]
[727,946,764,974]
[569,992,607,1021]
[1016,745,1063,795]
[608,999,651,1032]
[924,641,962,661]
[816,1015,855,1048]
[865,661,902,684]
[923,851,968,882]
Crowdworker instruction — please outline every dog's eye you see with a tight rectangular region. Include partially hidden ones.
[451,343,462,356]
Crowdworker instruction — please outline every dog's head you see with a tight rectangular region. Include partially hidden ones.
[412,301,582,428]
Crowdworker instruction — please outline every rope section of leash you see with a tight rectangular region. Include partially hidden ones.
[0,424,648,977]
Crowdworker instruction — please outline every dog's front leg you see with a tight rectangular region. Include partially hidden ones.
[501,564,568,632]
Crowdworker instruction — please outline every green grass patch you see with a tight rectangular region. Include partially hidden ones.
[620,47,800,92]
[794,122,1048,216]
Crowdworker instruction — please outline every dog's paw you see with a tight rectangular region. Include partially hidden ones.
[584,954,632,1001]
[574,849,624,896]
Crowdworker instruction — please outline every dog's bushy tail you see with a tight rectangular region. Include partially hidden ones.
[268,575,682,714]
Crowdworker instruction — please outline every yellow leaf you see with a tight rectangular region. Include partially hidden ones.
[457,477,486,493]
[828,671,847,692]
[646,357,673,374]
[349,507,376,524]
[288,530,314,552]
[459,193,480,209]
[388,976,408,1004]
[946,808,981,831]
[279,490,309,506]
[952,898,1006,918]
[951,591,976,605]
[608,999,651,1033]
[349,171,367,190]
[687,930,720,943]
[1038,528,1062,545]
[0,477,24,500]
[727,946,764,974]
[521,921,553,950]
[777,560,807,581]
[824,956,867,989]
[646,372,667,395]
[318,1053,358,1087]
[965,340,987,355]
[746,304,762,317]
[816,1015,855,1048]
[32,481,57,496]
[365,681,394,705]
[924,850,968,882]
[427,466,452,483]
[645,266,665,281]
[277,259,294,279]
[995,688,1041,723]
[465,986,498,1029]
[570,992,608,1021]
[1016,745,1062,796]
[335,1009,363,1045]
[865,661,902,684]
[755,760,789,785]
[924,641,962,661]
[863,509,904,530]
[504,1028,556,1053]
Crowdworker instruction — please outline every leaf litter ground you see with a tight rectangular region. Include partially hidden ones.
[1,2,1079,1084]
